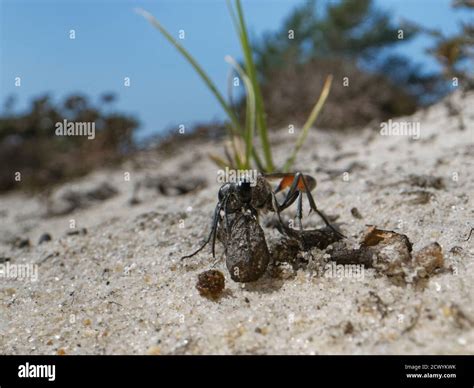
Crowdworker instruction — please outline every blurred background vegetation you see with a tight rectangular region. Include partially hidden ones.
[249,0,472,129]
[0,93,138,192]
[0,0,472,192]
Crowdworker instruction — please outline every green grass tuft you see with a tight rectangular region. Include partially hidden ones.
[137,1,331,173]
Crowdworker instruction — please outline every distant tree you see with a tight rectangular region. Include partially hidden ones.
[0,94,139,192]
[254,0,418,78]
[402,0,474,91]
[245,0,447,129]
[100,92,117,105]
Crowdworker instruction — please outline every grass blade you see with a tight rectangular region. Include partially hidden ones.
[225,55,256,169]
[232,0,275,171]
[283,74,333,172]
[209,153,231,170]
[136,8,242,137]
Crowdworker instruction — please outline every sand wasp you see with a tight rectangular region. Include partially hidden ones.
[182,172,343,263]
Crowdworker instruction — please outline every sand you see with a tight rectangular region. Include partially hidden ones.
[0,91,472,355]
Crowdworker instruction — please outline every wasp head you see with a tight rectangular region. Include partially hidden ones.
[218,178,253,214]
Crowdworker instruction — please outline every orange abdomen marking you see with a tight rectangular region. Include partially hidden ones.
[278,175,308,192]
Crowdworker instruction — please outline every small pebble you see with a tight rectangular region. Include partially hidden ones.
[129,197,141,206]
[147,345,161,355]
[449,246,463,254]
[13,237,30,249]
[66,228,87,236]
[196,269,225,299]
[344,321,354,335]
[350,207,363,219]
[413,242,444,277]
[38,233,52,244]
[408,174,445,190]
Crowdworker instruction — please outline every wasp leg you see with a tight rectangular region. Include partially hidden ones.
[210,256,222,268]
[270,191,285,227]
[248,206,259,223]
[268,189,297,231]
[223,195,232,236]
[271,174,303,231]
[271,174,309,230]
[297,173,345,238]
[296,192,303,230]
[276,174,300,209]
[181,202,222,260]
[277,187,299,211]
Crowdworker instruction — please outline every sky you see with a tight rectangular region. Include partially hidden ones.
[0,0,472,140]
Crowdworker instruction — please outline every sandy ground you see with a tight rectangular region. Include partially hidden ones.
[0,91,473,355]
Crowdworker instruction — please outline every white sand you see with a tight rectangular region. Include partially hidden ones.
[0,91,472,355]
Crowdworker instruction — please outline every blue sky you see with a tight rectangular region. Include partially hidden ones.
[0,0,471,139]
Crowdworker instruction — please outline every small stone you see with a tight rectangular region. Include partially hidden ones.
[84,329,96,337]
[404,190,434,205]
[360,226,412,282]
[156,176,206,196]
[413,242,444,277]
[129,197,141,206]
[272,262,295,279]
[13,237,30,249]
[350,207,363,219]
[343,321,354,335]
[270,237,300,264]
[449,246,463,254]
[38,233,52,244]
[57,348,66,355]
[442,304,473,329]
[147,345,161,355]
[408,174,445,190]
[4,288,16,296]
[196,269,225,299]
[66,228,87,236]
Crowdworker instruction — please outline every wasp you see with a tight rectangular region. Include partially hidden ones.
[181,172,344,262]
